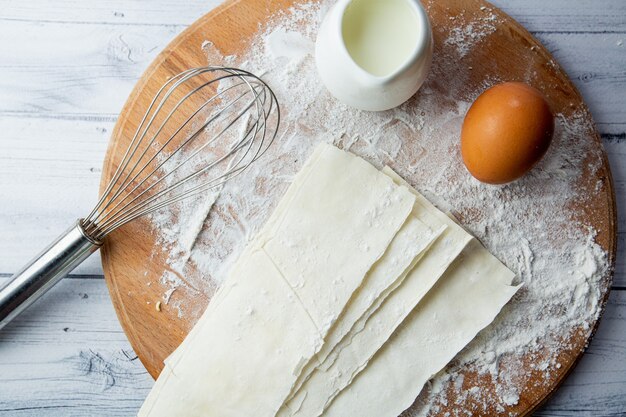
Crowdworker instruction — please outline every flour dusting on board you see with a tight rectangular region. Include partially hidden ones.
[148,2,611,415]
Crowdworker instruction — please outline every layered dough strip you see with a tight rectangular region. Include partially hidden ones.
[324,239,521,417]
[261,145,419,335]
[279,168,473,417]
[321,170,522,417]
[165,144,423,369]
[281,216,447,409]
[139,144,442,417]
[139,250,322,417]
[139,144,520,417]
[161,145,329,369]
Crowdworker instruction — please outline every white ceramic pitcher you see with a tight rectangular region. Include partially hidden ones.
[316,0,433,111]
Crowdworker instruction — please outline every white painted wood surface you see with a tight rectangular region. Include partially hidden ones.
[0,0,624,415]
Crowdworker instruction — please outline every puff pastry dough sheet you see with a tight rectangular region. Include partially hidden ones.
[323,173,521,417]
[280,214,446,414]
[163,145,328,368]
[140,144,419,417]
[164,144,415,368]
[138,250,322,417]
[263,144,416,334]
[281,170,473,417]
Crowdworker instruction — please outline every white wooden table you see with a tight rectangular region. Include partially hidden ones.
[0,1,624,415]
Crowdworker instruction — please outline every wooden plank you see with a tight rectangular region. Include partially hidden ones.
[0,0,220,26]
[0,116,111,275]
[2,0,625,33]
[0,277,624,416]
[3,114,619,280]
[605,140,626,286]
[0,48,624,280]
[491,0,626,34]
[534,32,626,135]
[0,20,179,120]
[0,278,153,417]
[0,22,624,132]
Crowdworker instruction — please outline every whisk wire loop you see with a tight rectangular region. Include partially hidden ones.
[0,66,278,330]
[92,80,254,232]
[96,86,267,237]
[82,67,279,241]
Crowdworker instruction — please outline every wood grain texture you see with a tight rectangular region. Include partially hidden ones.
[0,0,624,416]
[1,25,624,132]
[0,277,153,416]
[0,277,625,417]
[3,0,626,32]
[98,0,617,415]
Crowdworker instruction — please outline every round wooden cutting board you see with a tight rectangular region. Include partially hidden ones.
[100,0,616,415]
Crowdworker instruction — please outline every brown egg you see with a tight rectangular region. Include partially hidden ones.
[461,82,554,184]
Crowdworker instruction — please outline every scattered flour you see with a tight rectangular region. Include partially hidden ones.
[147,2,611,415]
[444,11,498,58]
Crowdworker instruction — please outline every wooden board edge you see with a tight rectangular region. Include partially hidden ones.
[98,0,620,414]
[477,1,618,414]
[98,0,243,378]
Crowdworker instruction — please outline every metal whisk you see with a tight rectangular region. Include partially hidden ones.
[0,66,280,329]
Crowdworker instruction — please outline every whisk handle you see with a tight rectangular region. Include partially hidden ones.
[0,221,101,330]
